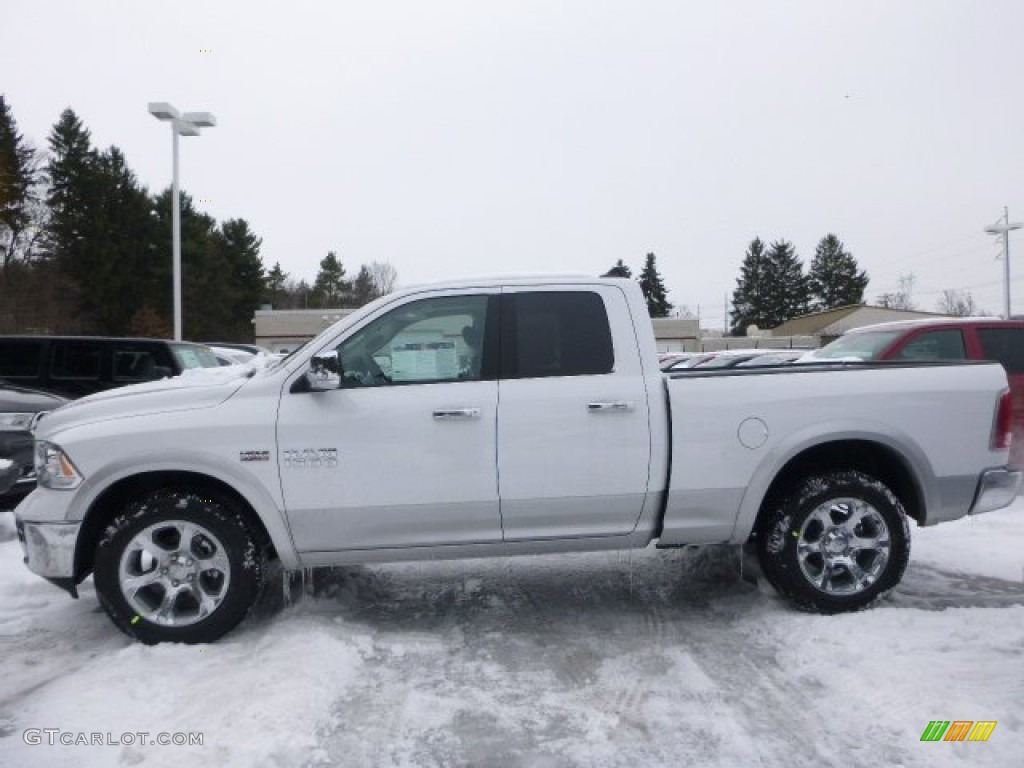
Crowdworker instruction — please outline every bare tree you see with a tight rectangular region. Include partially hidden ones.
[936,289,984,317]
[367,260,398,296]
[876,273,916,310]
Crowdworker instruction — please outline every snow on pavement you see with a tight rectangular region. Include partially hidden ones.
[0,501,1022,768]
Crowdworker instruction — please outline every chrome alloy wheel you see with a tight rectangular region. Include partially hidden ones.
[796,497,891,595]
[117,519,232,626]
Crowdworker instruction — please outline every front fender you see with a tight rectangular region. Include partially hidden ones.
[69,450,299,570]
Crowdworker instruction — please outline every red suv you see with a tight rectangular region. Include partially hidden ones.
[809,318,1024,466]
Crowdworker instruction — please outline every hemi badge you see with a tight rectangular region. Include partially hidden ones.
[240,450,270,462]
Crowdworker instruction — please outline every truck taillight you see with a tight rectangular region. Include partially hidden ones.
[992,389,1013,451]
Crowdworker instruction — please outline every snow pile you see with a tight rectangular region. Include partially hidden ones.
[1,502,1021,767]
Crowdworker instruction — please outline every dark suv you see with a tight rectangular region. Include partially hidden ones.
[0,336,221,399]
[0,381,67,510]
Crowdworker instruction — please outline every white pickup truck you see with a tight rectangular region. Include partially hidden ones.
[14,276,1021,643]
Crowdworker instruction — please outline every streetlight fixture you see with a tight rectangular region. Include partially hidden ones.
[984,207,1023,319]
[148,102,216,340]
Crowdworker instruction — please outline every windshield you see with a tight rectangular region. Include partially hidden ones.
[810,330,904,360]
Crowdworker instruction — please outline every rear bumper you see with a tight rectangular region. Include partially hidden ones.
[969,467,1022,516]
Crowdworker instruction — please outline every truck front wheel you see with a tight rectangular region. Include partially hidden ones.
[93,489,266,644]
[755,470,910,613]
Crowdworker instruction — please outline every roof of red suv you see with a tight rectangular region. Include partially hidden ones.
[845,316,1021,334]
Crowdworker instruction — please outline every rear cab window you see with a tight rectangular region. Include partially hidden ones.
[501,291,614,378]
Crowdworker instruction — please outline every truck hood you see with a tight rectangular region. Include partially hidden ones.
[35,368,252,438]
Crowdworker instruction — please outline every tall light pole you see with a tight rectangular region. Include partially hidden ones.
[148,102,216,340]
[984,207,1023,319]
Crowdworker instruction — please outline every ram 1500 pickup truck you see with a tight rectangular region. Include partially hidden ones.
[14,276,1022,643]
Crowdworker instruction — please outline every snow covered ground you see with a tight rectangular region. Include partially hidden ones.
[1,501,1021,768]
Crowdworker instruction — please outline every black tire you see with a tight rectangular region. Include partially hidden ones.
[93,489,266,644]
[755,469,910,614]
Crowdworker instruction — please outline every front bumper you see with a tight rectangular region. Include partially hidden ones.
[969,467,1022,516]
[15,517,81,580]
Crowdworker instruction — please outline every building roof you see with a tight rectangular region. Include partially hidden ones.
[772,304,948,337]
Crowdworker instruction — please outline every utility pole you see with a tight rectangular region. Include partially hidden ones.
[985,207,1024,319]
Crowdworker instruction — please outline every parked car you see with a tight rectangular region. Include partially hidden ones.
[0,336,222,399]
[0,381,67,510]
[803,318,1024,465]
[200,342,270,357]
[661,352,720,371]
[13,276,1019,643]
[734,351,806,367]
[662,349,768,371]
[690,350,789,369]
[657,352,694,367]
[208,346,255,366]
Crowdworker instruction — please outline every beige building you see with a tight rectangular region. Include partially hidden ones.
[253,308,358,353]
[650,317,700,352]
[771,304,949,345]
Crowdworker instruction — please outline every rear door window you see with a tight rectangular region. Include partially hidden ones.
[0,341,43,378]
[891,329,966,360]
[501,291,614,378]
[51,341,102,380]
[977,328,1024,373]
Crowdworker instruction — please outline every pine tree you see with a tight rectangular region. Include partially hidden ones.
[217,218,265,340]
[637,253,671,317]
[46,113,162,333]
[762,239,809,327]
[153,188,221,339]
[265,262,288,307]
[602,259,632,278]
[89,146,161,333]
[729,238,808,334]
[807,234,868,311]
[351,264,378,306]
[729,238,770,335]
[45,108,97,280]
[312,251,350,307]
[0,94,39,271]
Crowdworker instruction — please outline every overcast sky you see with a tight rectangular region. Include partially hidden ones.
[4,0,1024,328]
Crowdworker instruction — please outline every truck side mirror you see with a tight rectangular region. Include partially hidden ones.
[305,352,341,391]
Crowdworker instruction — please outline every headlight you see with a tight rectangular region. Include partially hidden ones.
[0,412,34,430]
[34,441,84,490]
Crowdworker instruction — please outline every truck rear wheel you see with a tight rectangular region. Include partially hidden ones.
[755,470,910,613]
[93,489,266,644]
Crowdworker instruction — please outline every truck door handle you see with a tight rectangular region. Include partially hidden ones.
[587,401,635,412]
[432,408,481,420]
